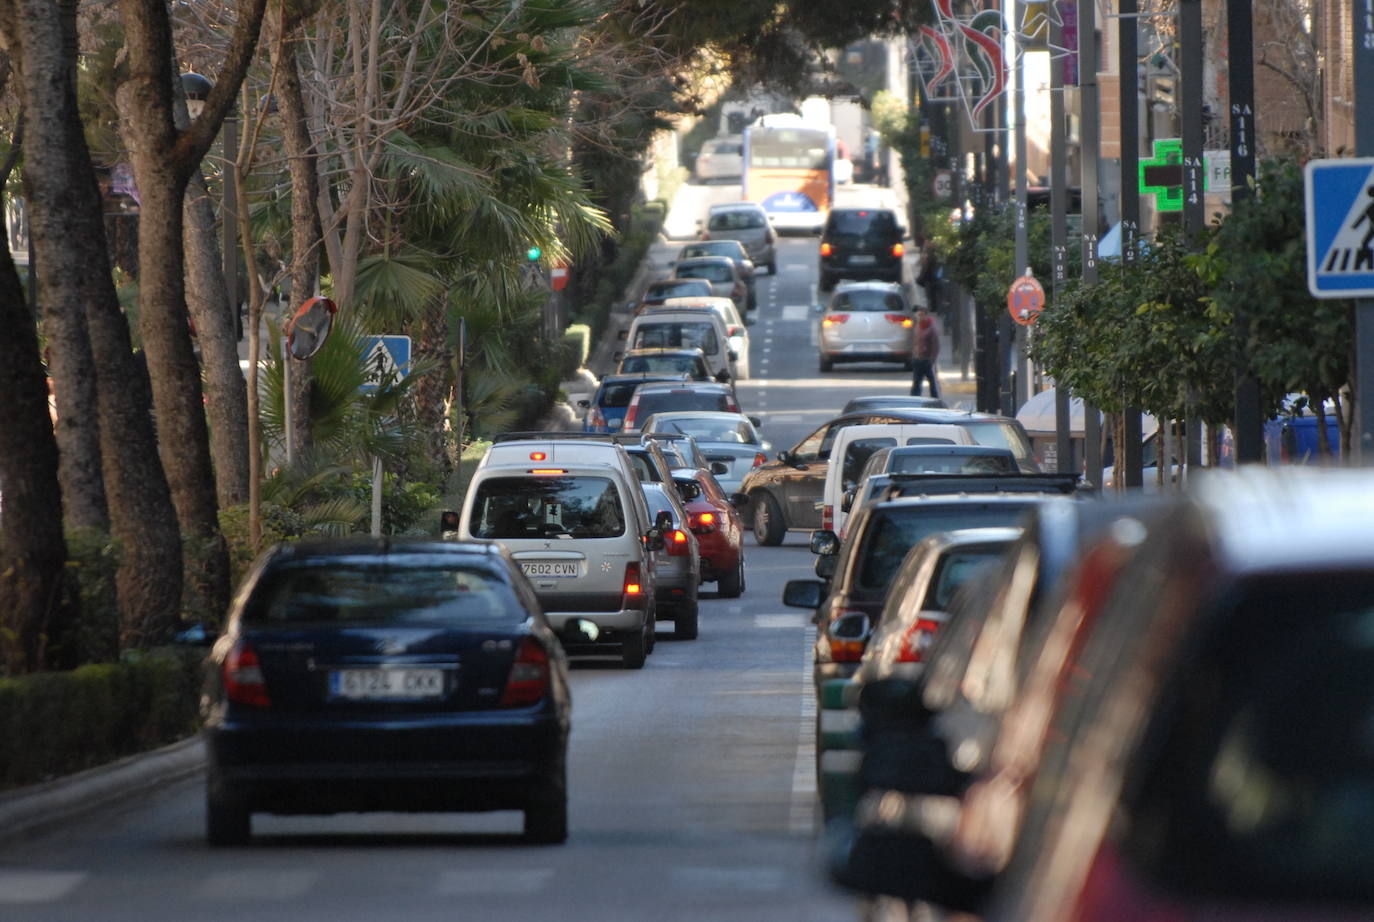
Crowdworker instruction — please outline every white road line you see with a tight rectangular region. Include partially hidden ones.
[201,870,318,901]
[435,869,555,895]
[754,613,805,628]
[0,870,87,904]
[672,867,787,892]
[781,305,810,321]
[791,626,818,834]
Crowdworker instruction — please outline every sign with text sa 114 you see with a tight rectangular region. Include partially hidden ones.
[1305,158,1374,298]
[360,335,411,392]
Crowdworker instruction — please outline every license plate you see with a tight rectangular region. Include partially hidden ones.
[521,560,579,578]
[849,254,877,265]
[330,669,444,700]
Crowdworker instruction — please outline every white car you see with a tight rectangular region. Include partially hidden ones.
[694,136,743,182]
[641,298,751,380]
[640,411,771,495]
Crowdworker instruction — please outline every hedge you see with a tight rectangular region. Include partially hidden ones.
[0,647,204,791]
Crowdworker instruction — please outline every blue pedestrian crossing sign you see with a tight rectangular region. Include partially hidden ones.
[360,335,411,392]
[1305,158,1374,298]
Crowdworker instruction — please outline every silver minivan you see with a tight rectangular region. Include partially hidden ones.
[460,441,665,668]
[701,202,777,275]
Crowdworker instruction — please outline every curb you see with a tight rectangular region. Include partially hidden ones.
[0,736,206,844]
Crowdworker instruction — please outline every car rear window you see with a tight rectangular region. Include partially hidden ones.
[647,280,710,300]
[619,355,703,377]
[598,382,643,408]
[633,322,720,355]
[890,452,1019,475]
[709,210,765,231]
[831,289,908,312]
[925,548,1008,610]
[637,391,732,420]
[653,417,754,444]
[856,503,1035,591]
[468,475,625,539]
[827,209,898,238]
[960,420,1034,462]
[245,558,521,626]
[677,264,732,282]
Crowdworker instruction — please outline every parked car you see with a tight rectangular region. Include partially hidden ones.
[612,348,714,382]
[742,409,1041,546]
[460,438,663,668]
[580,372,690,433]
[694,135,743,182]
[633,278,715,312]
[621,382,742,435]
[201,538,586,845]
[842,395,948,413]
[671,466,747,598]
[670,256,749,316]
[641,410,769,494]
[675,239,757,310]
[640,481,701,639]
[621,309,737,383]
[818,281,915,372]
[982,470,1374,922]
[819,207,907,292]
[701,202,777,275]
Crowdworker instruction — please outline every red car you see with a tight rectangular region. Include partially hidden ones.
[671,467,746,598]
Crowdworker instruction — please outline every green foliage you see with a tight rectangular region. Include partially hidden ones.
[0,648,203,791]
[219,502,306,592]
[941,201,1063,313]
[563,324,592,371]
[57,528,122,668]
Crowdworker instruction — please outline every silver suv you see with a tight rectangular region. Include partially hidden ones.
[700,202,777,275]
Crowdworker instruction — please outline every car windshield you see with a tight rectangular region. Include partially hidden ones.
[682,244,737,260]
[468,475,625,539]
[889,452,1018,475]
[647,281,710,300]
[633,322,720,354]
[709,210,765,231]
[245,559,520,626]
[599,382,648,408]
[677,264,733,282]
[637,392,732,419]
[831,289,907,312]
[827,210,897,241]
[856,503,1035,592]
[655,417,756,444]
[619,355,704,378]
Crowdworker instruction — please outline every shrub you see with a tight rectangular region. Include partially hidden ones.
[58,528,122,668]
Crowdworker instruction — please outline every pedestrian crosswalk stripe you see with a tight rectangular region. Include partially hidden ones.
[755,614,805,628]
[0,870,87,903]
[781,304,810,321]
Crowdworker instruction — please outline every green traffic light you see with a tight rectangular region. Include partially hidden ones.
[527,246,542,261]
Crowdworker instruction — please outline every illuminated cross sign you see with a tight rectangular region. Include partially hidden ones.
[1139,139,1184,212]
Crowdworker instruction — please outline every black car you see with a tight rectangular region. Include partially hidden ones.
[819,207,907,292]
[201,538,590,845]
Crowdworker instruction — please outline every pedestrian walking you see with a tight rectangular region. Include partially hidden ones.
[910,308,940,397]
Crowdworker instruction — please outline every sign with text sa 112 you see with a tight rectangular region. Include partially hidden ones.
[360,335,411,392]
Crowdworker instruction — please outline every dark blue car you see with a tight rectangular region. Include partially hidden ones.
[201,538,588,845]
[580,371,689,433]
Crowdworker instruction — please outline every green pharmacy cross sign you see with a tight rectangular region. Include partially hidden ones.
[1139,138,1184,213]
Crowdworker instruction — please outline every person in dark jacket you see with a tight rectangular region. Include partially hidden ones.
[910,308,941,397]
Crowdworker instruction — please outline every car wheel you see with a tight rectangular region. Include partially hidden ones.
[819,354,834,373]
[717,558,745,598]
[206,783,251,847]
[752,492,786,546]
[675,598,699,640]
[524,755,569,844]
[621,625,647,669]
[646,606,657,654]
[768,259,778,275]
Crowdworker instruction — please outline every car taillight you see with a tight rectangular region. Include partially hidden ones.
[499,637,550,707]
[623,401,638,430]
[886,313,914,327]
[892,242,905,258]
[827,611,872,663]
[588,405,606,430]
[667,529,690,556]
[752,452,765,467]
[821,504,833,531]
[820,242,833,257]
[822,314,849,326]
[690,511,717,533]
[623,561,643,597]
[222,640,271,708]
[895,617,942,663]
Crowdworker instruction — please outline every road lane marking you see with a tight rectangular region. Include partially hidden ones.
[0,870,87,904]
[201,870,317,901]
[791,626,818,833]
[765,413,803,425]
[436,869,554,895]
[754,613,805,628]
[781,305,810,321]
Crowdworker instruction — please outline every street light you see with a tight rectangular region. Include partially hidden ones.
[179,71,239,339]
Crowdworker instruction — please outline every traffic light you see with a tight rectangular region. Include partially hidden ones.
[526,245,542,262]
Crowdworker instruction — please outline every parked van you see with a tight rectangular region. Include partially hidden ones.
[822,424,975,533]
[460,439,664,668]
[621,309,737,383]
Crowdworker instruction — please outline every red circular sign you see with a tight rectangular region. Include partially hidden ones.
[1007,274,1045,326]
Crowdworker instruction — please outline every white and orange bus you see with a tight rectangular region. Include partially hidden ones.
[742,117,835,235]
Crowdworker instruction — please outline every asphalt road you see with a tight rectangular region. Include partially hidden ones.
[0,181,924,922]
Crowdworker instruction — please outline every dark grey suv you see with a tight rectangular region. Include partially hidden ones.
[819,207,906,292]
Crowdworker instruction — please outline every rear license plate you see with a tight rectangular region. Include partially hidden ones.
[521,560,579,578]
[849,255,877,265]
[330,669,444,700]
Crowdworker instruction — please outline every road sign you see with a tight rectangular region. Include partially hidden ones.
[285,296,336,360]
[1305,158,1374,298]
[933,170,953,202]
[360,335,411,392]
[550,262,569,292]
[1007,273,1045,325]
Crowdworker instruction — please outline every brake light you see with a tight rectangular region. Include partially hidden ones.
[727,396,739,411]
[529,469,567,475]
[892,242,905,258]
[623,562,643,596]
[822,314,849,326]
[623,401,639,430]
[820,242,833,257]
[886,313,914,327]
[830,637,868,663]
[752,452,765,467]
[667,529,690,556]
[690,511,717,533]
[895,617,943,663]
[222,640,271,708]
[822,504,833,531]
[529,451,547,461]
[498,637,550,707]
[588,405,606,430]
[728,325,743,337]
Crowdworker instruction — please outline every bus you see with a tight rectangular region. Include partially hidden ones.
[742,118,835,235]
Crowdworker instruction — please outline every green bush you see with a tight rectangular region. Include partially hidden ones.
[219,502,305,591]
[0,647,203,791]
[562,324,591,371]
[58,527,122,668]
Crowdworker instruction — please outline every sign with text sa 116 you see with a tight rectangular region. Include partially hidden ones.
[1305,158,1374,298]
[360,335,411,392]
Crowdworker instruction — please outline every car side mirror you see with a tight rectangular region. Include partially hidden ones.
[577,399,590,409]
[783,579,825,609]
[715,370,731,383]
[563,617,601,646]
[618,329,628,340]
[728,351,739,362]
[810,530,840,556]
[710,461,729,476]
[646,528,666,551]
[654,510,674,532]
[729,492,750,509]
[815,555,837,579]
[776,448,793,464]
[625,301,638,313]
[841,489,855,513]
[748,415,762,427]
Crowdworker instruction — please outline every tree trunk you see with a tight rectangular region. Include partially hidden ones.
[274,21,324,458]
[10,0,184,646]
[413,306,455,475]
[184,166,251,506]
[0,182,67,675]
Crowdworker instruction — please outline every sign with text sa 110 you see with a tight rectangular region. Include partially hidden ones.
[360,335,411,392]
[1305,158,1374,298]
